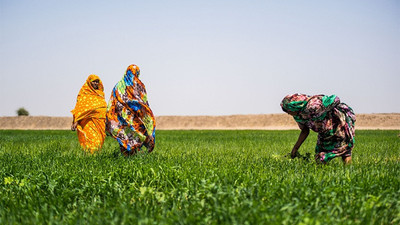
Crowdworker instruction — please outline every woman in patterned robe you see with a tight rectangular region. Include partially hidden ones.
[280,94,356,164]
[106,64,156,156]
[71,75,107,153]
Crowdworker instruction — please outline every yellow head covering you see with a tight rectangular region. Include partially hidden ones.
[71,74,107,122]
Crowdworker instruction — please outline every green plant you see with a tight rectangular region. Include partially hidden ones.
[0,130,399,224]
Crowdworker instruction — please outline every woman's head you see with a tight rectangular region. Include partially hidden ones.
[87,74,103,91]
[91,79,100,90]
[280,94,310,114]
[126,64,140,78]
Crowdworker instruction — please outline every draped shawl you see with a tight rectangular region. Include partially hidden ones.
[71,75,107,152]
[106,64,156,153]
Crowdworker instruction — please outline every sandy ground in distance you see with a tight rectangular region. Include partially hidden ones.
[0,114,399,130]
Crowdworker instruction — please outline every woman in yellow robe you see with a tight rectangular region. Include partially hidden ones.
[71,75,107,153]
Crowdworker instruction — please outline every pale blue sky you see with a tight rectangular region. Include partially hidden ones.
[1,0,399,116]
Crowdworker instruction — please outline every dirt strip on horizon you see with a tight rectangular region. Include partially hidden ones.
[0,114,399,130]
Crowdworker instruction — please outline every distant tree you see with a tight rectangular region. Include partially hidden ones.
[17,107,29,116]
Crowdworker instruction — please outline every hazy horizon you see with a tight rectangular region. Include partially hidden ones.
[1,0,399,117]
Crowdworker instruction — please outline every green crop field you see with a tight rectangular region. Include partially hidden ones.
[0,130,399,224]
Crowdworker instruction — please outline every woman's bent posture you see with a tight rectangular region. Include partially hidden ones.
[281,94,356,164]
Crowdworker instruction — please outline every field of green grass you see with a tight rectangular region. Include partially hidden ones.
[0,130,399,224]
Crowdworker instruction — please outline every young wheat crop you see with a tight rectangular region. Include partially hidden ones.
[0,130,399,224]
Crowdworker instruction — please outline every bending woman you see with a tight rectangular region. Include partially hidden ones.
[71,75,107,153]
[280,94,356,164]
[106,64,156,156]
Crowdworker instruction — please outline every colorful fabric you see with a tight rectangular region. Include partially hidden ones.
[281,94,356,163]
[106,64,156,155]
[71,75,107,153]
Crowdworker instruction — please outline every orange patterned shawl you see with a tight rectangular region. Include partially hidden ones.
[71,75,107,153]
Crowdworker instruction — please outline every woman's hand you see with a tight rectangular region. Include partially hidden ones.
[291,147,299,159]
[71,122,78,131]
[290,127,310,159]
[315,152,326,164]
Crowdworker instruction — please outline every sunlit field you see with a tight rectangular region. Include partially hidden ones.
[0,130,399,224]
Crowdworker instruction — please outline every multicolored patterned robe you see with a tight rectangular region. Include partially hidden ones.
[281,94,356,163]
[71,75,107,153]
[106,64,156,156]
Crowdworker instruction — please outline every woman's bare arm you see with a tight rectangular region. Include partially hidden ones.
[291,125,310,158]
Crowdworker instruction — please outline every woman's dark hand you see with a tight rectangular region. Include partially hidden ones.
[315,152,326,164]
[291,147,299,159]
[71,122,78,131]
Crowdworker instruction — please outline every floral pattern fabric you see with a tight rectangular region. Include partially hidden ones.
[71,75,107,153]
[106,64,156,155]
[281,94,356,163]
